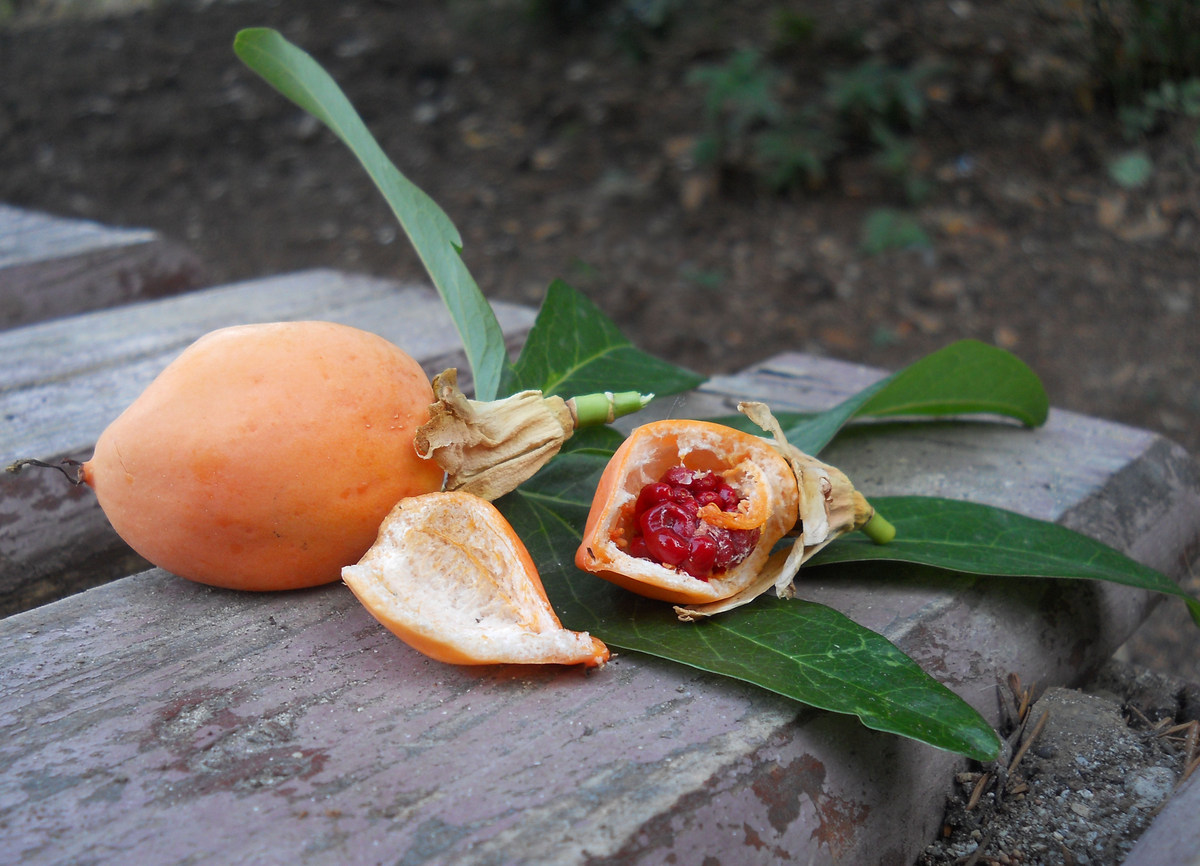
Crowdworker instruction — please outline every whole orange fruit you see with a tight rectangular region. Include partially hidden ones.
[81,321,445,591]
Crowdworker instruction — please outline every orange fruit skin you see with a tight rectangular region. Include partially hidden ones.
[575,419,800,605]
[82,321,446,591]
[344,491,610,667]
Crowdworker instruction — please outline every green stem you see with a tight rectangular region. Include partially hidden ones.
[861,511,896,545]
[568,392,654,427]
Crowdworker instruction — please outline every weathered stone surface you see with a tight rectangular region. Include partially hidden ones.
[3,338,1199,864]
[0,204,205,328]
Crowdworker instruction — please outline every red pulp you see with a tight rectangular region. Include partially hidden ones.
[626,466,760,580]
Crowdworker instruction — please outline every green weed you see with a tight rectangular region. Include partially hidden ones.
[1085,0,1200,104]
[859,207,931,256]
[689,47,936,200]
[1119,77,1200,138]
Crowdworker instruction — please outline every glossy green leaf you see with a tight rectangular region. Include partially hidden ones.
[505,279,706,398]
[609,596,1000,761]
[496,445,1000,760]
[812,496,1200,624]
[708,340,1047,454]
[791,339,1048,453]
[852,340,1048,422]
[233,28,510,400]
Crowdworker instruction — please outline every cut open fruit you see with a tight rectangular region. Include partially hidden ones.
[574,419,801,606]
[343,491,610,667]
[575,408,889,618]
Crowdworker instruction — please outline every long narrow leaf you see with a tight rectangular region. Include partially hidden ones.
[769,340,1047,454]
[706,340,1048,454]
[812,496,1200,624]
[234,28,510,400]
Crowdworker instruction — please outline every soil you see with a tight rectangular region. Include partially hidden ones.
[917,661,1200,866]
[2,2,1200,861]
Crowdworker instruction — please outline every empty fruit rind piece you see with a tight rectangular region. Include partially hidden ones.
[343,491,609,667]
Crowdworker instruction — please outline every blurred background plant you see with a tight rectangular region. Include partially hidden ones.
[517,0,1197,198]
[683,14,941,257]
[1085,0,1200,105]
[687,43,938,202]
[525,0,688,58]
[1084,0,1200,184]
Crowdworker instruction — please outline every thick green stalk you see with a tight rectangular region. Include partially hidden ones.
[568,392,654,428]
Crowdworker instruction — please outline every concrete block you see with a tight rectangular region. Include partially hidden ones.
[3,347,1198,864]
[0,204,205,328]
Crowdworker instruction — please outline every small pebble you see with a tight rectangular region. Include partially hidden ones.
[1126,766,1176,810]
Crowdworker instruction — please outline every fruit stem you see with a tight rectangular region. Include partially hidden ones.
[6,457,86,485]
[568,392,654,428]
[861,510,896,545]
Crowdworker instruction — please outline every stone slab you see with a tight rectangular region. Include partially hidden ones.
[3,345,1199,864]
[0,269,535,614]
[0,204,205,329]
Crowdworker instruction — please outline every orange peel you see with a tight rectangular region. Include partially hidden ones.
[343,491,610,667]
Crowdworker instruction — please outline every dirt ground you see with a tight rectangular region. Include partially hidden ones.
[3,2,1200,857]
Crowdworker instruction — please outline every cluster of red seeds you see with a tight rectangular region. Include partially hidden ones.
[626,466,760,580]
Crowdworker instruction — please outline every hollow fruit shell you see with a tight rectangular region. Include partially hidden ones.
[82,321,446,591]
[574,419,800,605]
[343,491,610,667]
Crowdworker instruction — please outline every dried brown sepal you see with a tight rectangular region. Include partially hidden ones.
[674,401,876,621]
[413,369,575,501]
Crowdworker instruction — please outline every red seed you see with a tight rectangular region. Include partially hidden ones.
[644,527,690,566]
[663,466,695,487]
[717,485,740,512]
[640,501,693,539]
[682,534,718,578]
[629,466,760,580]
[636,482,673,514]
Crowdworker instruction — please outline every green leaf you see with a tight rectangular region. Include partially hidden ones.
[497,456,1000,760]
[506,279,706,398]
[708,340,1047,454]
[812,496,1200,625]
[639,597,1000,760]
[786,339,1048,454]
[233,28,510,400]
